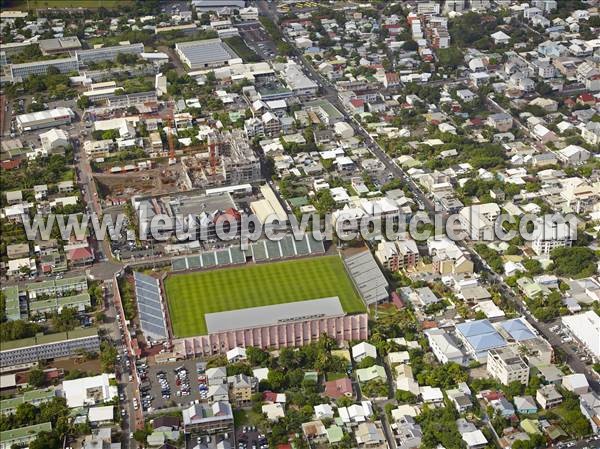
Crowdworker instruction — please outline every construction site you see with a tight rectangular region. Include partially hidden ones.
[178,129,263,190]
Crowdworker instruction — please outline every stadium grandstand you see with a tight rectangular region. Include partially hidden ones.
[171,234,325,271]
[133,272,169,341]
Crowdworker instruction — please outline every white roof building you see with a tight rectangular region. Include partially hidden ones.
[62,374,118,408]
[314,403,334,419]
[420,386,444,403]
[40,129,69,152]
[88,406,114,423]
[262,403,285,422]
[226,347,246,363]
[562,311,599,360]
[352,342,377,362]
[462,430,488,448]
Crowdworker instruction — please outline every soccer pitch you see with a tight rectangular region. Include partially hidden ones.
[164,256,365,337]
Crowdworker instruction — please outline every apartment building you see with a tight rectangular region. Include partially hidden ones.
[221,129,262,185]
[375,239,419,272]
[182,402,234,435]
[531,219,575,256]
[487,347,530,386]
[26,275,87,297]
[76,43,144,64]
[228,374,257,405]
[459,203,501,241]
[487,113,513,132]
[9,57,79,82]
[0,328,100,369]
[425,328,469,366]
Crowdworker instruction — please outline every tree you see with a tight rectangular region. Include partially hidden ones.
[357,356,377,369]
[246,346,271,366]
[77,96,90,109]
[29,368,46,388]
[52,307,78,332]
[551,247,598,279]
[29,431,61,449]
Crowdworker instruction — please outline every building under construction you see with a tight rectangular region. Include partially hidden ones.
[182,129,262,189]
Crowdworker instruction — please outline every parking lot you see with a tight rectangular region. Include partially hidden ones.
[237,23,276,60]
[235,426,268,449]
[143,359,206,412]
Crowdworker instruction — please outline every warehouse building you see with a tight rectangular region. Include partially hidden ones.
[9,56,79,82]
[15,107,75,132]
[282,62,319,97]
[0,328,100,369]
[562,311,599,361]
[455,319,507,362]
[174,297,369,356]
[191,0,246,11]
[76,43,144,64]
[175,38,239,69]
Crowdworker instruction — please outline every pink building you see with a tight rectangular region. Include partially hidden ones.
[173,297,368,357]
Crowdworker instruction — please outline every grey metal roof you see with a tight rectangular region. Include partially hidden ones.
[134,272,168,340]
[343,251,388,305]
[205,297,344,333]
[176,39,237,67]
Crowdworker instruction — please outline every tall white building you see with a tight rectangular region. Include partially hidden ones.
[531,219,575,256]
[487,346,530,386]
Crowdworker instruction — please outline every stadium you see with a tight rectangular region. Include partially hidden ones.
[132,237,389,356]
[132,234,389,356]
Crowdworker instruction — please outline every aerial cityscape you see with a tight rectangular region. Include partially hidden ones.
[0,1,599,449]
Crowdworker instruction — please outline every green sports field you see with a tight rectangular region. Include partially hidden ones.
[165,256,365,337]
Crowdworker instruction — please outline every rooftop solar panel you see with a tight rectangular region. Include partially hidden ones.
[133,272,168,340]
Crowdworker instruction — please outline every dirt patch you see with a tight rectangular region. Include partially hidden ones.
[95,166,183,198]
[50,357,102,375]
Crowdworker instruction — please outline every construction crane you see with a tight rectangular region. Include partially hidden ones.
[167,113,176,166]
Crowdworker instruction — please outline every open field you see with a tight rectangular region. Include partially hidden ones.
[165,256,365,337]
[2,0,133,9]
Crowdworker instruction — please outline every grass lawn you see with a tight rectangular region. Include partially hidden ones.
[326,372,348,381]
[165,256,365,338]
[2,0,133,9]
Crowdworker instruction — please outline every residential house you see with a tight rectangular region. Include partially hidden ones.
[352,342,377,363]
[391,414,422,449]
[323,377,354,399]
[558,145,591,165]
[536,385,562,409]
[514,396,538,415]
[562,373,589,395]
[487,113,513,132]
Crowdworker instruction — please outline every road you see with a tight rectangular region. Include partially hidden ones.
[257,0,600,398]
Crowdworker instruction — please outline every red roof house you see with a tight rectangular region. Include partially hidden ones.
[68,247,94,266]
[323,377,354,399]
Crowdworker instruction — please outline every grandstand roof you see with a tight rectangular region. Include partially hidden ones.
[205,297,344,333]
[343,251,388,305]
[133,272,168,340]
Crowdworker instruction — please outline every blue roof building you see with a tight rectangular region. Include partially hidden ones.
[455,319,507,362]
[499,318,537,342]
